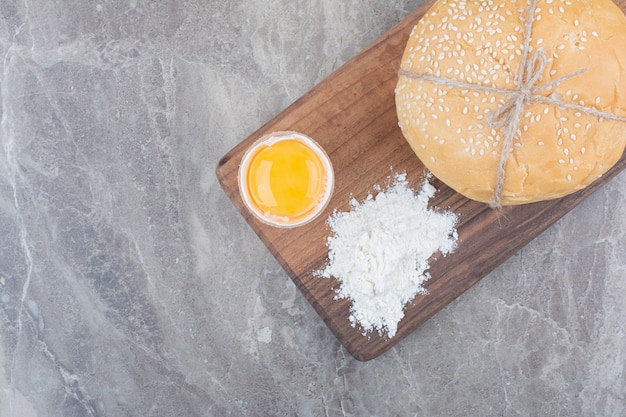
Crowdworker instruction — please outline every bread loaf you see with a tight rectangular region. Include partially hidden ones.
[396,0,626,205]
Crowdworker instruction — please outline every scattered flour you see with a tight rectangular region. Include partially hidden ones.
[319,173,458,338]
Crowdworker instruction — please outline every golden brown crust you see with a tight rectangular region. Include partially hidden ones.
[395,0,626,204]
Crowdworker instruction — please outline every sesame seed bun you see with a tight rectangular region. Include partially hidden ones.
[395,0,626,205]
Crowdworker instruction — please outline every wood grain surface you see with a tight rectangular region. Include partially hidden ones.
[216,0,626,361]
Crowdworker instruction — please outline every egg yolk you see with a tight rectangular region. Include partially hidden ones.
[246,138,327,220]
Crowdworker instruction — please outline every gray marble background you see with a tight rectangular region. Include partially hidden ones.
[0,1,625,416]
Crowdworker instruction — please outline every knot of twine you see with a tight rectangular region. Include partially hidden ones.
[398,0,626,208]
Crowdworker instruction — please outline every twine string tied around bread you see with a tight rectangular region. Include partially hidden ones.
[398,0,626,208]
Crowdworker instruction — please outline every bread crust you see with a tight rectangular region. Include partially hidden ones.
[396,0,626,204]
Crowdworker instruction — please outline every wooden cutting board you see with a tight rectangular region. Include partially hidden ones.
[216,0,626,361]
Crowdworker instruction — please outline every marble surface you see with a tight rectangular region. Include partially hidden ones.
[0,1,625,416]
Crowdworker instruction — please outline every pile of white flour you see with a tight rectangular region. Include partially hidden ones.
[319,173,458,338]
